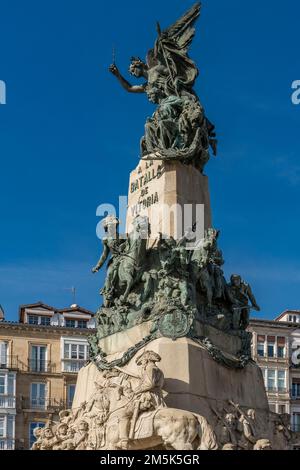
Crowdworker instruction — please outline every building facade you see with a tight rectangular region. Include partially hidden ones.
[0,302,96,450]
[249,310,300,434]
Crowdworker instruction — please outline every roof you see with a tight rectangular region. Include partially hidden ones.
[19,302,95,322]
[57,305,95,316]
[249,318,300,330]
[275,310,300,322]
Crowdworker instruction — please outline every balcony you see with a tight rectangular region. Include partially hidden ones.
[0,395,16,409]
[291,394,300,401]
[19,397,69,412]
[256,354,288,363]
[62,359,88,373]
[0,356,18,370]
[27,360,57,374]
[15,439,31,450]
[266,387,288,394]
[0,438,15,450]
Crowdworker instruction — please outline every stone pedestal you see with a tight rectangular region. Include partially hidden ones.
[73,336,269,430]
[126,158,212,240]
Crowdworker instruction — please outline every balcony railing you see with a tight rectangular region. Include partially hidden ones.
[19,397,69,411]
[0,395,16,409]
[27,360,57,373]
[0,356,19,369]
[1,357,87,373]
[15,439,31,450]
[266,387,288,394]
[256,354,287,361]
[291,393,300,401]
[0,438,15,450]
[62,359,88,373]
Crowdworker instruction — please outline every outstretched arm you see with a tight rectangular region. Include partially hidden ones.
[246,285,260,311]
[109,64,146,94]
[92,242,109,273]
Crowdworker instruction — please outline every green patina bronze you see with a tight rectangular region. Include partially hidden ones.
[108,2,217,173]
[88,4,260,370]
[90,218,259,369]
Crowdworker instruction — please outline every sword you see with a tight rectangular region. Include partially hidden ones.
[112,45,116,66]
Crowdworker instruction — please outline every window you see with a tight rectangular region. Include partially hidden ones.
[257,343,265,357]
[63,341,88,372]
[0,415,14,440]
[7,415,14,439]
[40,316,51,326]
[64,343,88,360]
[292,382,300,399]
[269,404,276,413]
[0,373,15,396]
[277,370,286,391]
[0,416,4,438]
[7,374,14,396]
[28,315,39,325]
[292,413,300,433]
[65,319,89,329]
[277,337,286,358]
[67,384,76,408]
[277,346,285,358]
[0,375,5,395]
[31,383,46,409]
[0,342,8,367]
[28,315,52,326]
[267,337,275,358]
[267,370,276,390]
[29,422,45,448]
[30,345,47,372]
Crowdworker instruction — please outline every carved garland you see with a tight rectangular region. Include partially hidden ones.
[89,329,252,371]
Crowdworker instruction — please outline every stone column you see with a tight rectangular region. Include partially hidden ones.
[126,158,212,241]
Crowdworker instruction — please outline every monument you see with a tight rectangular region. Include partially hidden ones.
[32,3,296,451]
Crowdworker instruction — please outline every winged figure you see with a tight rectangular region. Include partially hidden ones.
[109,3,200,98]
[109,3,217,172]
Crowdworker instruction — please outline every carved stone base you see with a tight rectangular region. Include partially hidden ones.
[33,336,295,450]
[74,337,268,415]
[71,337,293,450]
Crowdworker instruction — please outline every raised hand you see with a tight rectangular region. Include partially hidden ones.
[109,64,120,76]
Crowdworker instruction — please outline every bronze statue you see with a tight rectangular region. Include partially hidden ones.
[108,3,217,172]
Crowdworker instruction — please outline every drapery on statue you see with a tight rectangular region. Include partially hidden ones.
[108,2,217,172]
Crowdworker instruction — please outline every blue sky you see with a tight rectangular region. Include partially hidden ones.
[0,0,299,321]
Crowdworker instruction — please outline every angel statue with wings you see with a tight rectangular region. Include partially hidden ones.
[109,2,217,173]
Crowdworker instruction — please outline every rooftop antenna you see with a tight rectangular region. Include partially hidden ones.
[64,287,77,306]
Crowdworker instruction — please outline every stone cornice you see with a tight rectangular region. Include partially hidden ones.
[249,318,300,329]
[0,321,96,336]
